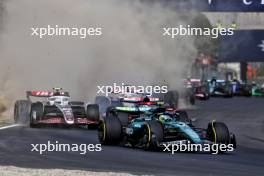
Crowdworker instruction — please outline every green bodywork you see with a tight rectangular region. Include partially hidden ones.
[115,101,164,113]
[252,86,264,96]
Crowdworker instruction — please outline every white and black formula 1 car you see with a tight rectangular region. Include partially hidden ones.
[14,88,99,128]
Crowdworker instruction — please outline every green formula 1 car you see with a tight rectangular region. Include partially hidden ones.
[98,106,236,153]
[252,84,264,97]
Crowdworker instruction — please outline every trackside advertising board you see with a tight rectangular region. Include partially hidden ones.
[219,30,264,62]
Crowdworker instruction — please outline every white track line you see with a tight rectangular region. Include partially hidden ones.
[0,124,21,130]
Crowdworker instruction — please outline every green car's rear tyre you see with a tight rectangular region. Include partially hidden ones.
[98,115,122,145]
[143,120,164,150]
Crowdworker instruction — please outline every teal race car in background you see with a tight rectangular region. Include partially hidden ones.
[208,79,233,98]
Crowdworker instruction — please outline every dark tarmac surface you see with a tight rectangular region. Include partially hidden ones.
[0,97,264,176]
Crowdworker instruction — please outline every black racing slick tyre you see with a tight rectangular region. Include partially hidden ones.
[225,88,233,98]
[230,133,237,149]
[144,120,164,150]
[189,94,195,105]
[14,100,31,124]
[30,102,43,128]
[86,104,100,122]
[205,94,210,100]
[98,115,122,145]
[207,121,230,145]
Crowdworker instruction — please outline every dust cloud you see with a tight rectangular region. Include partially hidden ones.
[0,0,199,114]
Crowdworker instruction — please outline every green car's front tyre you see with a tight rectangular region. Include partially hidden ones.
[229,133,237,149]
[207,121,230,145]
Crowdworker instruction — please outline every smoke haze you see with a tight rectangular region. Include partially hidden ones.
[0,0,198,117]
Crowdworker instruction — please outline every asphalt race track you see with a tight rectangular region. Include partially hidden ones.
[0,97,264,176]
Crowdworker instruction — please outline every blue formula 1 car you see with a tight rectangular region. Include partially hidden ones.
[208,79,233,97]
[98,107,236,153]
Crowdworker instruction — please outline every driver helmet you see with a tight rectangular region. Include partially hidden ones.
[53,87,62,96]
[159,114,172,123]
[48,96,56,106]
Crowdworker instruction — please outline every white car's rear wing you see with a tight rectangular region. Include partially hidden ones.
[26,91,70,100]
